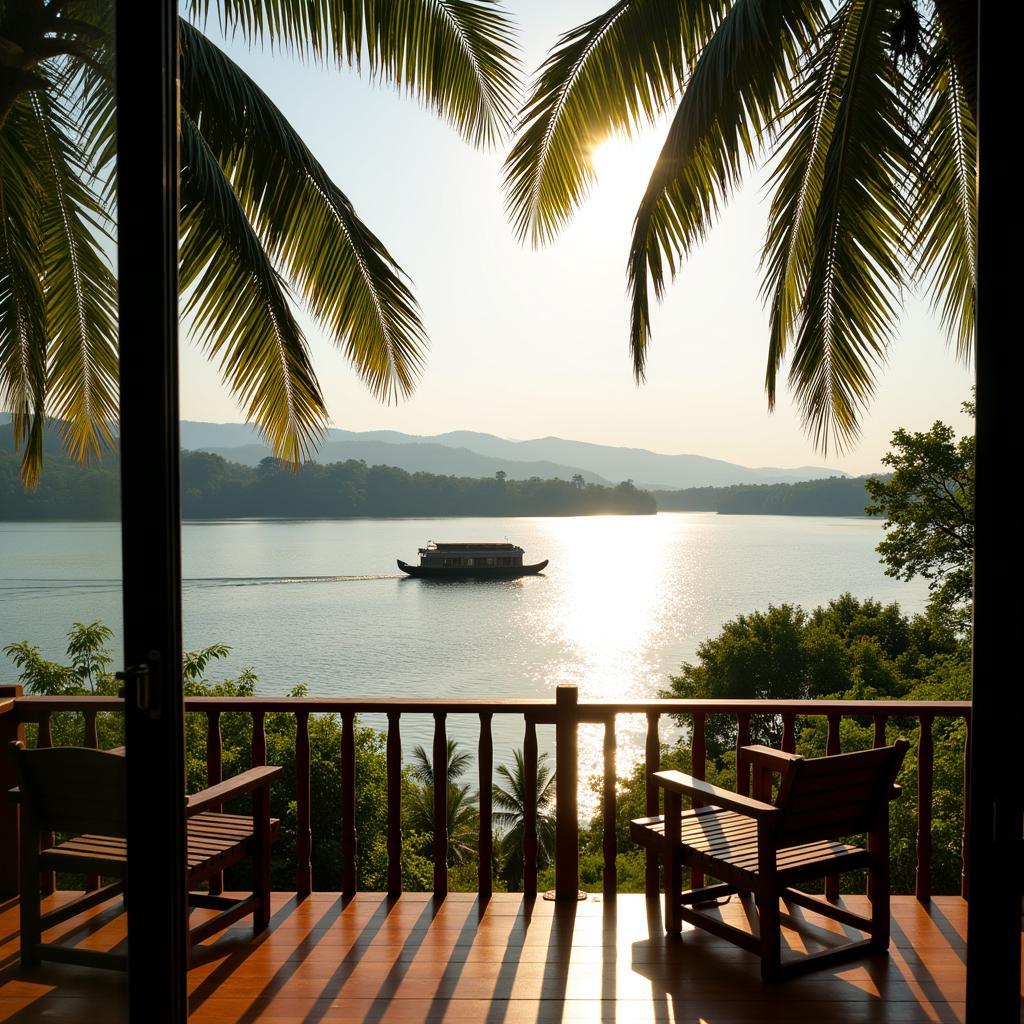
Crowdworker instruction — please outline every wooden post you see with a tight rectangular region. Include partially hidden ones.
[432,713,448,898]
[0,687,24,899]
[206,710,223,895]
[735,714,751,796]
[523,717,538,899]
[340,712,357,898]
[915,715,934,903]
[554,684,579,901]
[960,717,970,900]
[824,714,841,901]
[478,713,493,898]
[602,715,617,899]
[386,712,402,898]
[643,712,660,897]
[691,712,706,889]
[295,710,312,898]
[251,709,266,768]
[663,789,682,934]
[781,713,796,754]
[37,712,54,896]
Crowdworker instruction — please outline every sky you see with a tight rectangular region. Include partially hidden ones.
[180,1,975,476]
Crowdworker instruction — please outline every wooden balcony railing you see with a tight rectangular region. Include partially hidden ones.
[0,684,971,905]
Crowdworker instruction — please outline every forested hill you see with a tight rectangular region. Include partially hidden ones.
[654,475,879,516]
[0,436,656,519]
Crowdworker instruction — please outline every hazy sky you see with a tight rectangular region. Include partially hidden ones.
[181,1,974,475]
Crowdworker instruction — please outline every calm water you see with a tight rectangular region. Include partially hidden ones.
[0,514,927,809]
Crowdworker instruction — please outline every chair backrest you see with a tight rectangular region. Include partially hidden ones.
[774,739,909,847]
[12,742,127,837]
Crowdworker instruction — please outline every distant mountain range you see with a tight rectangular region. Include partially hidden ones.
[179,420,845,489]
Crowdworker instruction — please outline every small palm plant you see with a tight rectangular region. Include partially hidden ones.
[492,749,556,891]
[403,738,479,866]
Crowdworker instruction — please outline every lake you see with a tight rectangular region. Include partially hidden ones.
[0,514,927,811]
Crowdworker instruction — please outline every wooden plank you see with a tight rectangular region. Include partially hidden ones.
[432,712,447,898]
[477,712,493,899]
[386,712,402,898]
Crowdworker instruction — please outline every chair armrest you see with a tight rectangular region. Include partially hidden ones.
[739,744,801,771]
[655,770,778,820]
[187,765,282,817]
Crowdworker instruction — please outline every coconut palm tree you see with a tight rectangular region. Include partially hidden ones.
[404,738,478,865]
[492,748,556,891]
[0,0,519,484]
[505,0,976,452]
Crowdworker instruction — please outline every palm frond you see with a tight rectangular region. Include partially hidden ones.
[29,89,118,468]
[504,0,729,246]
[188,0,520,146]
[180,113,327,464]
[907,31,975,359]
[181,22,428,405]
[627,0,822,380]
[0,101,48,487]
[762,0,912,452]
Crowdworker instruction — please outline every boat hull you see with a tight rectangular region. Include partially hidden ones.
[397,559,548,580]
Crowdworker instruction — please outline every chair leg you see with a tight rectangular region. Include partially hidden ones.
[663,792,682,934]
[868,824,890,952]
[758,884,781,982]
[19,824,41,967]
[253,787,271,933]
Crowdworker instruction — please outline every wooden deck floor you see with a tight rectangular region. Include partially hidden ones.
[0,891,999,1022]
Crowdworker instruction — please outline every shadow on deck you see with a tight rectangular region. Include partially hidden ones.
[0,892,979,1022]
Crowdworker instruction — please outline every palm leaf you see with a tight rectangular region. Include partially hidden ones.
[908,31,975,359]
[181,22,427,405]
[762,0,912,451]
[180,113,327,464]
[504,0,729,246]
[0,100,48,486]
[188,0,520,147]
[29,88,118,468]
[627,0,822,380]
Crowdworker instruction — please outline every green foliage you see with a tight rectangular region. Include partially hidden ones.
[655,475,878,516]
[508,1,976,452]
[2,0,520,484]
[865,405,974,619]
[492,749,556,890]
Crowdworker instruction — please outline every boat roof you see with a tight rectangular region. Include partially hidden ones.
[428,542,520,550]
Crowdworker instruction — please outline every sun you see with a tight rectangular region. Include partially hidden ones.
[588,134,662,205]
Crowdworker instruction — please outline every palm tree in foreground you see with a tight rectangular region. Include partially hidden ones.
[0,0,518,484]
[505,0,976,453]
[492,748,556,891]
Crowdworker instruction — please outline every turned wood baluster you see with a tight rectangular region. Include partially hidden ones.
[386,712,402,898]
[251,709,266,767]
[206,710,223,895]
[602,714,617,899]
[916,715,934,903]
[868,715,887,901]
[554,685,579,901]
[824,714,841,901]
[83,709,100,891]
[960,716,970,900]
[295,710,312,898]
[691,712,706,889]
[644,712,660,898]
[735,714,751,796]
[38,712,54,896]
[432,712,448,898]
[340,712,357,898]
[781,713,796,754]
[478,713,493,898]
[523,716,538,899]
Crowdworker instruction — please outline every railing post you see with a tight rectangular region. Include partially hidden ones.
[0,687,24,899]
[643,712,661,898]
[824,714,841,901]
[690,712,706,889]
[206,709,223,895]
[340,712,357,898]
[523,717,538,899]
[554,683,579,901]
[478,713,493,898]
[602,714,617,899]
[432,712,448,898]
[386,712,402,898]
[960,716,970,900]
[295,710,312,898]
[37,711,54,896]
[916,715,934,903]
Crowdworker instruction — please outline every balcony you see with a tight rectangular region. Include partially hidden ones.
[0,689,985,1022]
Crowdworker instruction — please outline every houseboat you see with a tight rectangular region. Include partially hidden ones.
[397,542,548,579]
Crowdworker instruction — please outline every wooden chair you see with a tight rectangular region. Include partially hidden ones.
[630,739,909,980]
[10,741,281,970]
